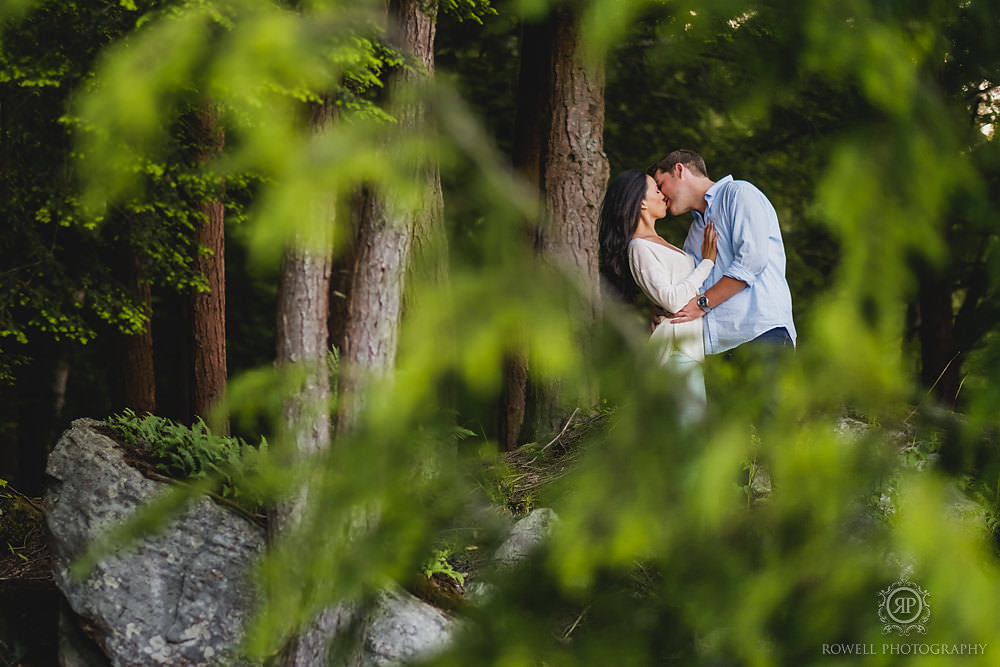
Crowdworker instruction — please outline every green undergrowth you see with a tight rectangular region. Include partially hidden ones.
[106,409,268,514]
[482,407,611,517]
[421,547,466,586]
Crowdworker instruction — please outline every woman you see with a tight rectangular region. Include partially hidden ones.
[598,169,717,423]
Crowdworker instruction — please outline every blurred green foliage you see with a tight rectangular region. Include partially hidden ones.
[5,0,1000,664]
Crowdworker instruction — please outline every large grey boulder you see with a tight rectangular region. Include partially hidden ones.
[43,419,460,667]
[362,587,457,666]
[44,419,265,666]
[492,508,559,567]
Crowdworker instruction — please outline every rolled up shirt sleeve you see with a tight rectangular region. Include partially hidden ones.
[721,184,771,287]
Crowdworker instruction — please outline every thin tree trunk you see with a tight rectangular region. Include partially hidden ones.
[190,105,228,431]
[270,243,333,527]
[115,245,156,415]
[328,189,365,360]
[336,189,413,434]
[499,355,529,451]
[274,242,333,468]
[271,245,342,667]
[270,98,342,667]
[532,6,609,436]
[918,269,960,405]
[398,0,447,295]
[336,0,437,434]
[499,17,553,451]
[14,339,71,495]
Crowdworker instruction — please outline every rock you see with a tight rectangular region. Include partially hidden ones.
[835,416,871,440]
[493,508,559,567]
[42,419,461,667]
[44,419,265,666]
[361,587,457,667]
[463,581,498,606]
[58,600,111,667]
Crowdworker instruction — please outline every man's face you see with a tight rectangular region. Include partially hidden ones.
[654,166,685,216]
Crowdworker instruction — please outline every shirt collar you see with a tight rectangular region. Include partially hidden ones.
[694,174,733,224]
[704,175,733,208]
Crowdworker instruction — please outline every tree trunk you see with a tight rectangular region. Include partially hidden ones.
[532,6,609,436]
[336,0,438,434]
[274,244,333,469]
[269,98,340,667]
[12,338,71,495]
[274,0,442,656]
[115,245,156,416]
[271,245,341,666]
[498,17,554,451]
[398,0,447,296]
[917,269,960,405]
[328,189,365,360]
[190,105,228,431]
[336,189,413,434]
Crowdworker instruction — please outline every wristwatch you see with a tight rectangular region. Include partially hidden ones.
[697,294,711,312]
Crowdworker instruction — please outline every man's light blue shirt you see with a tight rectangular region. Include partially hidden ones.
[682,175,796,355]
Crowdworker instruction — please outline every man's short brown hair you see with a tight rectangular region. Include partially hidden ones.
[648,150,708,178]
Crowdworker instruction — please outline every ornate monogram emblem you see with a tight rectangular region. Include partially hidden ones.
[878,577,930,636]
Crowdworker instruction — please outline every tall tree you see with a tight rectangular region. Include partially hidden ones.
[189,105,229,430]
[271,0,446,655]
[532,4,608,436]
[498,16,552,451]
[401,0,447,295]
[269,97,340,667]
[113,239,156,415]
[336,0,441,433]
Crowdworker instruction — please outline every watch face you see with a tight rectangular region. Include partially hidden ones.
[698,296,709,310]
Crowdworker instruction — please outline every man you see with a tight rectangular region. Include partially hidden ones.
[649,150,795,356]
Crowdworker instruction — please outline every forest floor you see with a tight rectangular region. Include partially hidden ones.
[0,485,57,666]
[409,408,611,609]
[0,486,51,587]
[0,411,606,664]
[2,406,976,664]
[497,408,609,516]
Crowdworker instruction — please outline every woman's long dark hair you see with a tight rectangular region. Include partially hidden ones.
[598,170,648,302]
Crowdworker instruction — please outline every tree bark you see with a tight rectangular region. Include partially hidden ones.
[115,245,156,416]
[336,189,413,434]
[398,0,447,296]
[269,98,340,667]
[271,246,340,667]
[336,0,438,434]
[498,17,554,451]
[539,7,606,323]
[328,189,365,360]
[275,0,442,656]
[274,243,333,473]
[532,6,609,436]
[190,105,228,431]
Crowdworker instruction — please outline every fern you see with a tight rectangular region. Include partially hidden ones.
[106,410,268,512]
